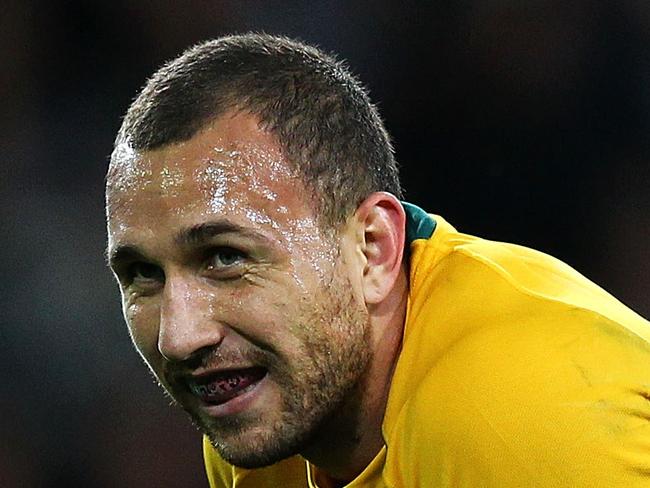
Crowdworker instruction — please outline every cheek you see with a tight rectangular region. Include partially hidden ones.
[122,297,162,365]
[224,287,281,324]
[221,284,305,346]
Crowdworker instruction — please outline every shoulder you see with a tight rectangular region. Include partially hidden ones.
[392,210,650,484]
[384,310,650,486]
[410,216,649,333]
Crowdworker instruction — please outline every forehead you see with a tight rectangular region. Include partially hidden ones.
[106,112,316,246]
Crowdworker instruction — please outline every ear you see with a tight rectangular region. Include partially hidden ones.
[354,192,406,304]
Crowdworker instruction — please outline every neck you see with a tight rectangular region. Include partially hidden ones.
[300,269,408,484]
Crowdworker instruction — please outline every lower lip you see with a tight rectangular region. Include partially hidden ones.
[197,373,268,418]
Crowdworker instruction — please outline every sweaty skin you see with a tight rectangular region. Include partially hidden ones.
[106,111,408,483]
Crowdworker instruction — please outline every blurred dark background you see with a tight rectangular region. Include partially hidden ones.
[1,1,648,487]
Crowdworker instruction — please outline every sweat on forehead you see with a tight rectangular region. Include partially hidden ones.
[105,112,315,225]
[108,112,287,186]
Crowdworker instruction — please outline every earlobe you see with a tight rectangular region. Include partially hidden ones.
[355,192,406,304]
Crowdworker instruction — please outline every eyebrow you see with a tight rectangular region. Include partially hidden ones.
[106,245,145,269]
[174,220,274,247]
[107,220,274,269]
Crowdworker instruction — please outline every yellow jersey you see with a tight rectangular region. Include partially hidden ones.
[204,206,650,487]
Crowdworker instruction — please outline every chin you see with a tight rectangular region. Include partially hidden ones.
[205,424,308,469]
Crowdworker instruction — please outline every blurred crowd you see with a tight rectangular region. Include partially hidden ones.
[1,1,648,487]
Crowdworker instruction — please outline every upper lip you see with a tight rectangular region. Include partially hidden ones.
[190,364,259,378]
[178,365,266,388]
[181,366,268,399]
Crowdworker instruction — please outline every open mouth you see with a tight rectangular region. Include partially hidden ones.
[187,367,267,405]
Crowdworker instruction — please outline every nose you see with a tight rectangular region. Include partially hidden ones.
[158,272,225,362]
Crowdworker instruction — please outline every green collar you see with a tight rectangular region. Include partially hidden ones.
[403,202,436,243]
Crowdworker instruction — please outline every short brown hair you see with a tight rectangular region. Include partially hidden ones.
[112,33,402,228]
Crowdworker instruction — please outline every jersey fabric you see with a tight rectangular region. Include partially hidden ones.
[203,204,650,487]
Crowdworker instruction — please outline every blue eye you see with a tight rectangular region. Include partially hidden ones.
[207,248,245,270]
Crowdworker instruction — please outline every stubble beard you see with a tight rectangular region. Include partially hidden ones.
[196,268,372,469]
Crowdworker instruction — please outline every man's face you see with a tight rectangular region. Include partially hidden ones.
[106,112,371,468]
